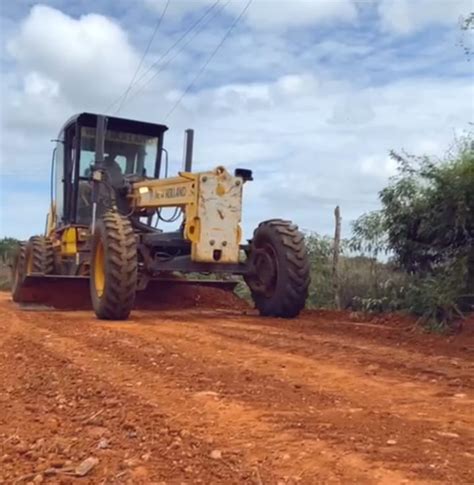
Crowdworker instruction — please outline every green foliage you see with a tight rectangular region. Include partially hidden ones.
[403,260,467,331]
[460,12,474,60]
[351,137,474,328]
[305,233,407,312]
[234,276,251,301]
[305,233,334,308]
[380,143,473,277]
[350,211,387,258]
[340,258,407,312]
[0,237,20,264]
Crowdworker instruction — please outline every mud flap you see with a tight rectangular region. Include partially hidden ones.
[14,274,238,310]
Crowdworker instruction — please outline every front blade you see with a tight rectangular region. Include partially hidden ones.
[15,274,90,309]
[13,274,240,311]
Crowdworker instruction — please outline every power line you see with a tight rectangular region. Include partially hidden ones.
[114,0,171,115]
[164,0,253,121]
[122,0,230,110]
[105,0,222,114]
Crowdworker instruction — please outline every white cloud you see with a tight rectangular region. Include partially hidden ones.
[23,71,59,97]
[145,0,358,29]
[158,72,473,236]
[7,5,142,109]
[329,95,375,125]
[227,0,358,29]
[360,155,397,178]
[1,4,166,179]
[377,0,472,35]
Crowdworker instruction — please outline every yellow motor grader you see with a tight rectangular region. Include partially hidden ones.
[11,113,310,320]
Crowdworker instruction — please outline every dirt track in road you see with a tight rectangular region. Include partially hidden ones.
[0,292,473,484]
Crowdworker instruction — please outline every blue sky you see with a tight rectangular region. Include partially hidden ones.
[1,0,473,239]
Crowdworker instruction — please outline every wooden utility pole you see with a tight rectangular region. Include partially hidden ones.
[333,205,342,310]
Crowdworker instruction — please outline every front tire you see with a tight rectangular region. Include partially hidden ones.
[90,211,137,320]
[245,219,310,318]
[25,236,55,275]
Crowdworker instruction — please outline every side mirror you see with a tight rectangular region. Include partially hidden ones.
[235,168,253,182]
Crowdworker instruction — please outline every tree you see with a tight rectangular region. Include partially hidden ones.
[460,12,474,60]
[380,142,473,286]
[350,211,387,259]
[352,138,474,324]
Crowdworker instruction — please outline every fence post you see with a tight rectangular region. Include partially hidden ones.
[333,205,341,310]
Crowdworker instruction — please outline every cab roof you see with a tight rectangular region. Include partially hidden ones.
[61,112,168,138]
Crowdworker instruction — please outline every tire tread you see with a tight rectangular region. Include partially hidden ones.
[91,211,137,320]
[246,220,310,318]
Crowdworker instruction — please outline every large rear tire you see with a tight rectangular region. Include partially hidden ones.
[90,211,137,320]
[11,242,27,302]
[245,219,310,318]
[25,236,55,275]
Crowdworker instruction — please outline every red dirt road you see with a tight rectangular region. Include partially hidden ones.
[0,292,473,484]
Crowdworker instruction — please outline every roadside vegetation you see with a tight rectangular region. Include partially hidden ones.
[307,136,473,331]
[0,237,18,290]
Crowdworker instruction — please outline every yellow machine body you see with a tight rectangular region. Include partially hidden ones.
[12,113,309,321]
[131,166,243,264]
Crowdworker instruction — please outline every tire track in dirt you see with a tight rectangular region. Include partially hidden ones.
[21,310,474,484]
[98,318,474,484]
[10,310,428,485]
[204,323,474,391]
[114,316,474,425]
[0,323,257,484]
[228,310,474,361]
[2,293,474,484]
[132,311,474,390]
[132,309,474,373]
[203,316,474,381]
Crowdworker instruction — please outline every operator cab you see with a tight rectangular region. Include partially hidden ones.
[53,113,168,227]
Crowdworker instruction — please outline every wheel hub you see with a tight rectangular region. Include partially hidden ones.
[94,240,105,297]
[248,245,277,296]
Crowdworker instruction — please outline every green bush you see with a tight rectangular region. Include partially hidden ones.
[305,233,407,312]
[350,137,473,329]
[340,258,407,312]
[234,277,251,302]
[402,259,467,330]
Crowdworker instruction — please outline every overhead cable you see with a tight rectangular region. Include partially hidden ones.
[114,0,171,114]
[164,0,253,121]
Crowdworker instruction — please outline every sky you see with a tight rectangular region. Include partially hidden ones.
[0,0,473,240]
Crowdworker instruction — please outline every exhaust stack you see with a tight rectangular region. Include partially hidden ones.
[183,129,194,172]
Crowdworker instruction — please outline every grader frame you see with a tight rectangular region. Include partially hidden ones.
[12,113,310,320]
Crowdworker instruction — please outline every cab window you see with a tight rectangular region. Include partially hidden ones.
[79,127,158,178]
